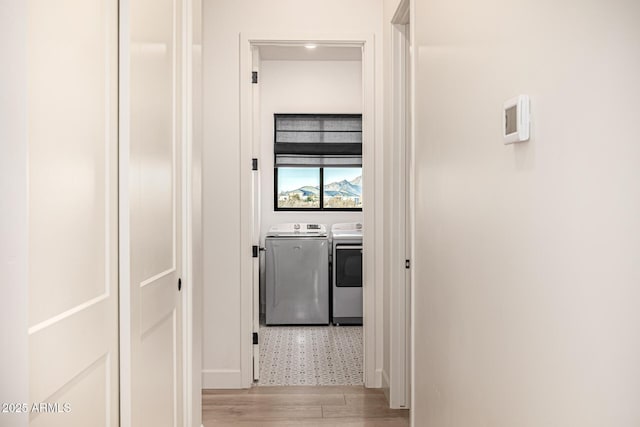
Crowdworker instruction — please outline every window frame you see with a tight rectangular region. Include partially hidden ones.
[273,113,363,212]
[274,167,362,212]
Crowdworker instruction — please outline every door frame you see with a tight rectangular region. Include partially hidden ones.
[239,33,381,388]
[390,0,417,421]
[389,0,416,415]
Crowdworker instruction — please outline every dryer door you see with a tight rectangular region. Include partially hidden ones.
[335,245,363,287]
[332,244,363,324]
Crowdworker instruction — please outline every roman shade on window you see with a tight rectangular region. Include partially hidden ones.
[274,114,362,167]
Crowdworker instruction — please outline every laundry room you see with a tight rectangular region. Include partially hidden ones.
[254,44,365,386]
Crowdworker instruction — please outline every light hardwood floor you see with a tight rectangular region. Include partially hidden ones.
[203,386,410,426]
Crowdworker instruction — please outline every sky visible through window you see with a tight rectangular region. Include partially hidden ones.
[324,167,361,185]
[278,168,319,192]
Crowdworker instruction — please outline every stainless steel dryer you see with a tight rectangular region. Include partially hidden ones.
[265,223,329,325]
[331,223,363,325]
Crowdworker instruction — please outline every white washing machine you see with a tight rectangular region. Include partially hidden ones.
[265,223,329,325]
[331,223,363,325]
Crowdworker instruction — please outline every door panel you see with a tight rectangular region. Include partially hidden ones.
[138,314,178,426]
[27,0,119,425]
[129,0,183,425]
[140,275,180,334]
[30,356,109,427]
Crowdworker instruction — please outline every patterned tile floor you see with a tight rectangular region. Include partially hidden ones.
[257,325,363,386]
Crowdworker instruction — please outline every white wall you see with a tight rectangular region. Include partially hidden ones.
[258,59,364,311]
[0,2,28,426]
[413,0,640,425]
[202,0,383,388]
[259,59,364,236]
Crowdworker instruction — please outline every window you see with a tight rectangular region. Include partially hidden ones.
[276,167,321,209]
[323,167,362,209]
[274,114,362,211]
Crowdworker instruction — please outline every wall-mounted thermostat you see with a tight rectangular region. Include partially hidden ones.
[503,95,530,144]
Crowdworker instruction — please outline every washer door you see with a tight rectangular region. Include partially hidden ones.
[266,238,329,324]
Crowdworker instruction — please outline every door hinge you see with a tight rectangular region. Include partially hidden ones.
[252,158,258,171]
[405,259,411,269]
[252,71,258,84]
[253,332,259,345]
[252,245,259,258]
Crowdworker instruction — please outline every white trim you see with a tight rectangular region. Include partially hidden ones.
[182,0,194,425]
[407,0,417,425]
[140,268,176,288]
[118,0,132,425]
[392,0,410,25]
[28,294,109,335]
[361,34,380,389]
[250,46,261,382]
[382,369,391,402]
[388,5,413,410]
[239,33,380,389]
[239,33,254,388]
[189,1,204,426]
[171,0,179,302]
[202,369,244,389]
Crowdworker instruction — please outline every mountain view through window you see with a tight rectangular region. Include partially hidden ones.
[277,167,362,209]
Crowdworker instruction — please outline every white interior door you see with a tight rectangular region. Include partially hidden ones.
[27,0,119,425]
[126,0,184,425]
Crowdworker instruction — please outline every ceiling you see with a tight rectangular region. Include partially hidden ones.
[258,45,362,61]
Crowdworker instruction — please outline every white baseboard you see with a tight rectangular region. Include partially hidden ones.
[381,369,391,403]
[202,369,243,389]
[374,368,383,388]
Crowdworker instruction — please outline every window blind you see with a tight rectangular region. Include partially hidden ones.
[274,114,362,167]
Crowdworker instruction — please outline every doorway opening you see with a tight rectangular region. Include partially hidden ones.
[257,44,363,387]
[239,36,378,388]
